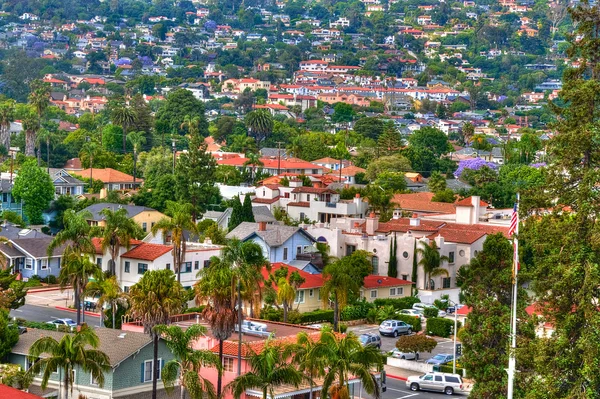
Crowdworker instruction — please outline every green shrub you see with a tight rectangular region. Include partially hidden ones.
[373,296,420,310]
[339,323,348,333]
[22,321,71,332]
[341,301,375,321]
[423,307,439,318]
[104,305,127,329]
[184,306,206,314]
[260,307,283,322]
[439,364,467,377]
[24,276,42,288]
[426,317,461,338]
[298,309,334,324]
[395,314,421,332]
[287,310,301,324]
[45,275,57,284]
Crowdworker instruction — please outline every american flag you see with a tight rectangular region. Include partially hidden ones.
[508,203,518,237]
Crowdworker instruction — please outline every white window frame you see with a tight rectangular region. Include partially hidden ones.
[389,288,396,296]
[91,373,99,386]
[370,290,377,299]
[448,251,455,264]
[40,258,48,270]
[283,247,288,261]
[223,357,234,372]
[296,246,302,255]
[25,258,33,270]
[398,287,404,295]
[143,359,153,382]
[295,290,305,304]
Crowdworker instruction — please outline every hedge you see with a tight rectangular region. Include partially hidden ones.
[426,317,461,338]
[341,301,374,321]
[259,308,334,324]
[395,314,421,332]
[373,296,420,310]
[184,306,206,314]
[439,364,468,378]
[299,309,334,324]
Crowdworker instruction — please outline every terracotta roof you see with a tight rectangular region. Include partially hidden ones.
[287,201,310,207]
[0,384,43,398]
[91,237,143,254]
[427,228,486,244]
[218,157,324,170]
[74,168,140,184]
[455,196,489,207]
[122,243,172,261]
[265,263,324,289]
[212,329,322,357]
[252,196,281,204]
[337,165,366,177]
[63,157,82,170]
[363,275,413,289]
[392,192,456,214]
[312,157,340,164]
[375,218,446,233]
[443,222,510,237]
[291,187,336,194]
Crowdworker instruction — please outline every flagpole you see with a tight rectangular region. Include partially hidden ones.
[507,193,519,399]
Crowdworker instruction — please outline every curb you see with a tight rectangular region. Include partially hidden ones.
[386,374,408,381]
[27,286,67,293]
[55,306,100,318]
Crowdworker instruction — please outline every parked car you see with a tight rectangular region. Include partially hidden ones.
[379,320,412,337]
[413,303,446,317]
[406,372,464,395]
[446,304,465,314]
[359,333,381,349]
[425,353,456,365]
[390,348,419,361]
[47,318,77,329]
[398,309,422,319]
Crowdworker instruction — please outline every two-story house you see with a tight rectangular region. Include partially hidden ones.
[9,328,175,399]
[73,168,142,191]
[80,204,166,233]
[0,178,23,215]
[49,168,85,196]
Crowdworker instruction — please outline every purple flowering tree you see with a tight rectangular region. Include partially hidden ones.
[454,158,499,178]
[530,162,547,168]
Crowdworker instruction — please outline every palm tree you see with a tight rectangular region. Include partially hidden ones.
[151,201,198,283]
[85,274,127,329]
[276,277,296,323]
[37,128,53,172]
[81,141,101,191]
[180,115,201,136]
[319,330,383,399]
[27,324,110,399]
[245,109,273,146]
[0,100,15,154]
[28,80,50,160]
[289,332,327,399]
[58,252,100,326]
[128,269,186,399]
[21,107,39,157]
[127,131,146,184]
[416,240,450,290]
[155,324,221,399]
[244,152,264,183]
[226,339,303,399]
[286,136,301,158]
[98,207,141,276]
[111,104,136,152]
[194,256,237,398]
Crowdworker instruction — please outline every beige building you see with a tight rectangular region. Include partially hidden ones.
[222,78,271,93]
[360,275,414,302]
[80,203,166,233]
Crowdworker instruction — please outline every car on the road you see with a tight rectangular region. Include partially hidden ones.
[47,318,77,329]
[379,320,412,337]
[389,348,419,361]
[398,309,422,319]
[406,372,464,395]
[425,353,456,365]
[359,333,381,349]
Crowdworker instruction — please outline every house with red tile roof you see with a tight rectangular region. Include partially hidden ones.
[74,168,142,191]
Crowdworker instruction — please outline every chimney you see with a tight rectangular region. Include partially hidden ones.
[258,221,267,231]
[99,188,107,199]
[366,212,379,235]
[471,195,481,225]
[392,209,401,220]
[354,192,361,206]
[409,213,420,227]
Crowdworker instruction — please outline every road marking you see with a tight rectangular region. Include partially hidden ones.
[396,394,418,399]
[12,309,22,312]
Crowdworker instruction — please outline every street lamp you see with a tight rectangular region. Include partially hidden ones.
[447,299,459,374]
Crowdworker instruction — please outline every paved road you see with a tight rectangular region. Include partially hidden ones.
[9,304,101,327]
[383,377,468,398]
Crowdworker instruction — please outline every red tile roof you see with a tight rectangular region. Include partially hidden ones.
[252,196,281,204]
[0,385,43,398]
[392,192,457,214]
[213,330,322,357]
[363,275,413,289]
[122,243,172,261]
[427,228,486,244]
[374,218,446,233]
[287,201,310,208]
[75,168,140,184]
[218,157,324,170]
[455,196,489,207]
[91,237,143,254]
[265,263,324,289]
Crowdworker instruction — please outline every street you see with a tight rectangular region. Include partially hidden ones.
[9,304,101,326]
[382,377,468,398]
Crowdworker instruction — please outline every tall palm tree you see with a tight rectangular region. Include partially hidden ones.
[85,274,127,329]
[416,240,450,290]
[21,107,39,157]
[245,109,273,146]
[127,131,147,184]
[276,277,296,323]
[129,269,186,399]
[58,252,100,326]
[28,80,50,160]
[81,141,101,191]
[195,256,237,398]
[111,104,136,152]
[151,201,198,283]
[180,115,201,136]
[37,128,53,172]
[319,330,383,399]
[286,136,301,158]
[0,100,15,154]
[98,207,141,276]
[155,324,221,399]
[243,152,264,183]
[289,332,327,399]
[226,339,303,399]
[27,324,110,399]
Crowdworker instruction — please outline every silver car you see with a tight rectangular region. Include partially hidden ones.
[379,320,412,337]
[390,348,419,361]
[406,372,464,395]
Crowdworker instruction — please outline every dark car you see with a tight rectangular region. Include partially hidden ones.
[359,333,381,349]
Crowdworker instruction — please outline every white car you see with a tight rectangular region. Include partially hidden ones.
[390,348,419,361]
[47,318,77,329]
[398,309,423,319]
[413,303,446,318]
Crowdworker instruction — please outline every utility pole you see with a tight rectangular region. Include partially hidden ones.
[171,137,176,174]
[275,141,284,175]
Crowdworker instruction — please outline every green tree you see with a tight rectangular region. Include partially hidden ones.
[81,140,101,191]
[85,274,127,329]
[151,201,198,283]
[319,330,382,399]
[127,131,147,184]
[289,331,327,399]
[12,159,54,224]
[0,100,16,153]
[128,270,186,399]
[245,110,274,146]
[388,234,397,278]
[155,89,206,135]
[155,324,221,399]
[28,80,50,161]
[321,251,371,331]
[461,122,475,145]
[408,127,451,157]
[242,193,255,223]
[111,103,136,152]
[58,253,100,326]
[456,233,533,398]
[228,196,244,231]
[395,335,437,358]
[353,117,385,140]
[365,155,411,181]
[226,339,303,399]
[374,171,407,193]
[99,207,141,276]
[331,103,355,124]
[417,240,449,290]
[428,171,447,193]
[27,324,110,399]
[0,309,18,360]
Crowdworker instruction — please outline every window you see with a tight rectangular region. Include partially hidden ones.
[346,245,356,256]
[402,251,409,259]
[443,277,451,289]
[124,286,130,293]
[182,262,192,273]
[96,258,102,267]
[2,193,7,202]
[401,274,408,281]
[423,375,433,382]
[124,261,130,273]
[446,376,460,383]
[448,251,455,264]
[40,259,48,270]
[91,374,100,386]
[459,250,465,257]
[435,376,443,382]
[143,360,153,382]
[371,256,379,274]
[25,259,32,270]
[142,222,147,232]
[194,261,199,270]
[223,358,234,372]
[303,245,309,253]
[283,247,288,261]
[138,263,148,274]
[389,288,396,296]
[474,250,479,257]
[398,287,404,295]
[203,260,210,268]
[309,289,314,297]
[295,290,305,303]
[296,246,302,255]
[299,212,305,221]
[370,290,377,299]
[166,263,171,270]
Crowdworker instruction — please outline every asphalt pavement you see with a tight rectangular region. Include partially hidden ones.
[9,304,101,326]
[382,377,468,398]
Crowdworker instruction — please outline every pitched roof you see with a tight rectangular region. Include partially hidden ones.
[74,168,140,183]
[363,275,413,289]
[80,203,159,221]
[291,186,336,194]
[427,228,486,244]
[218,157,324,170]
[11,328,153,367]
[226,222,316,247]
[374,218,446,233]
[455,196,489,207]
[337,165,366,177]
[264,262,324,289]
[392,192,457,214]
[11,237,67,258]
[122,243,172,261]
[0,385,43,398]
